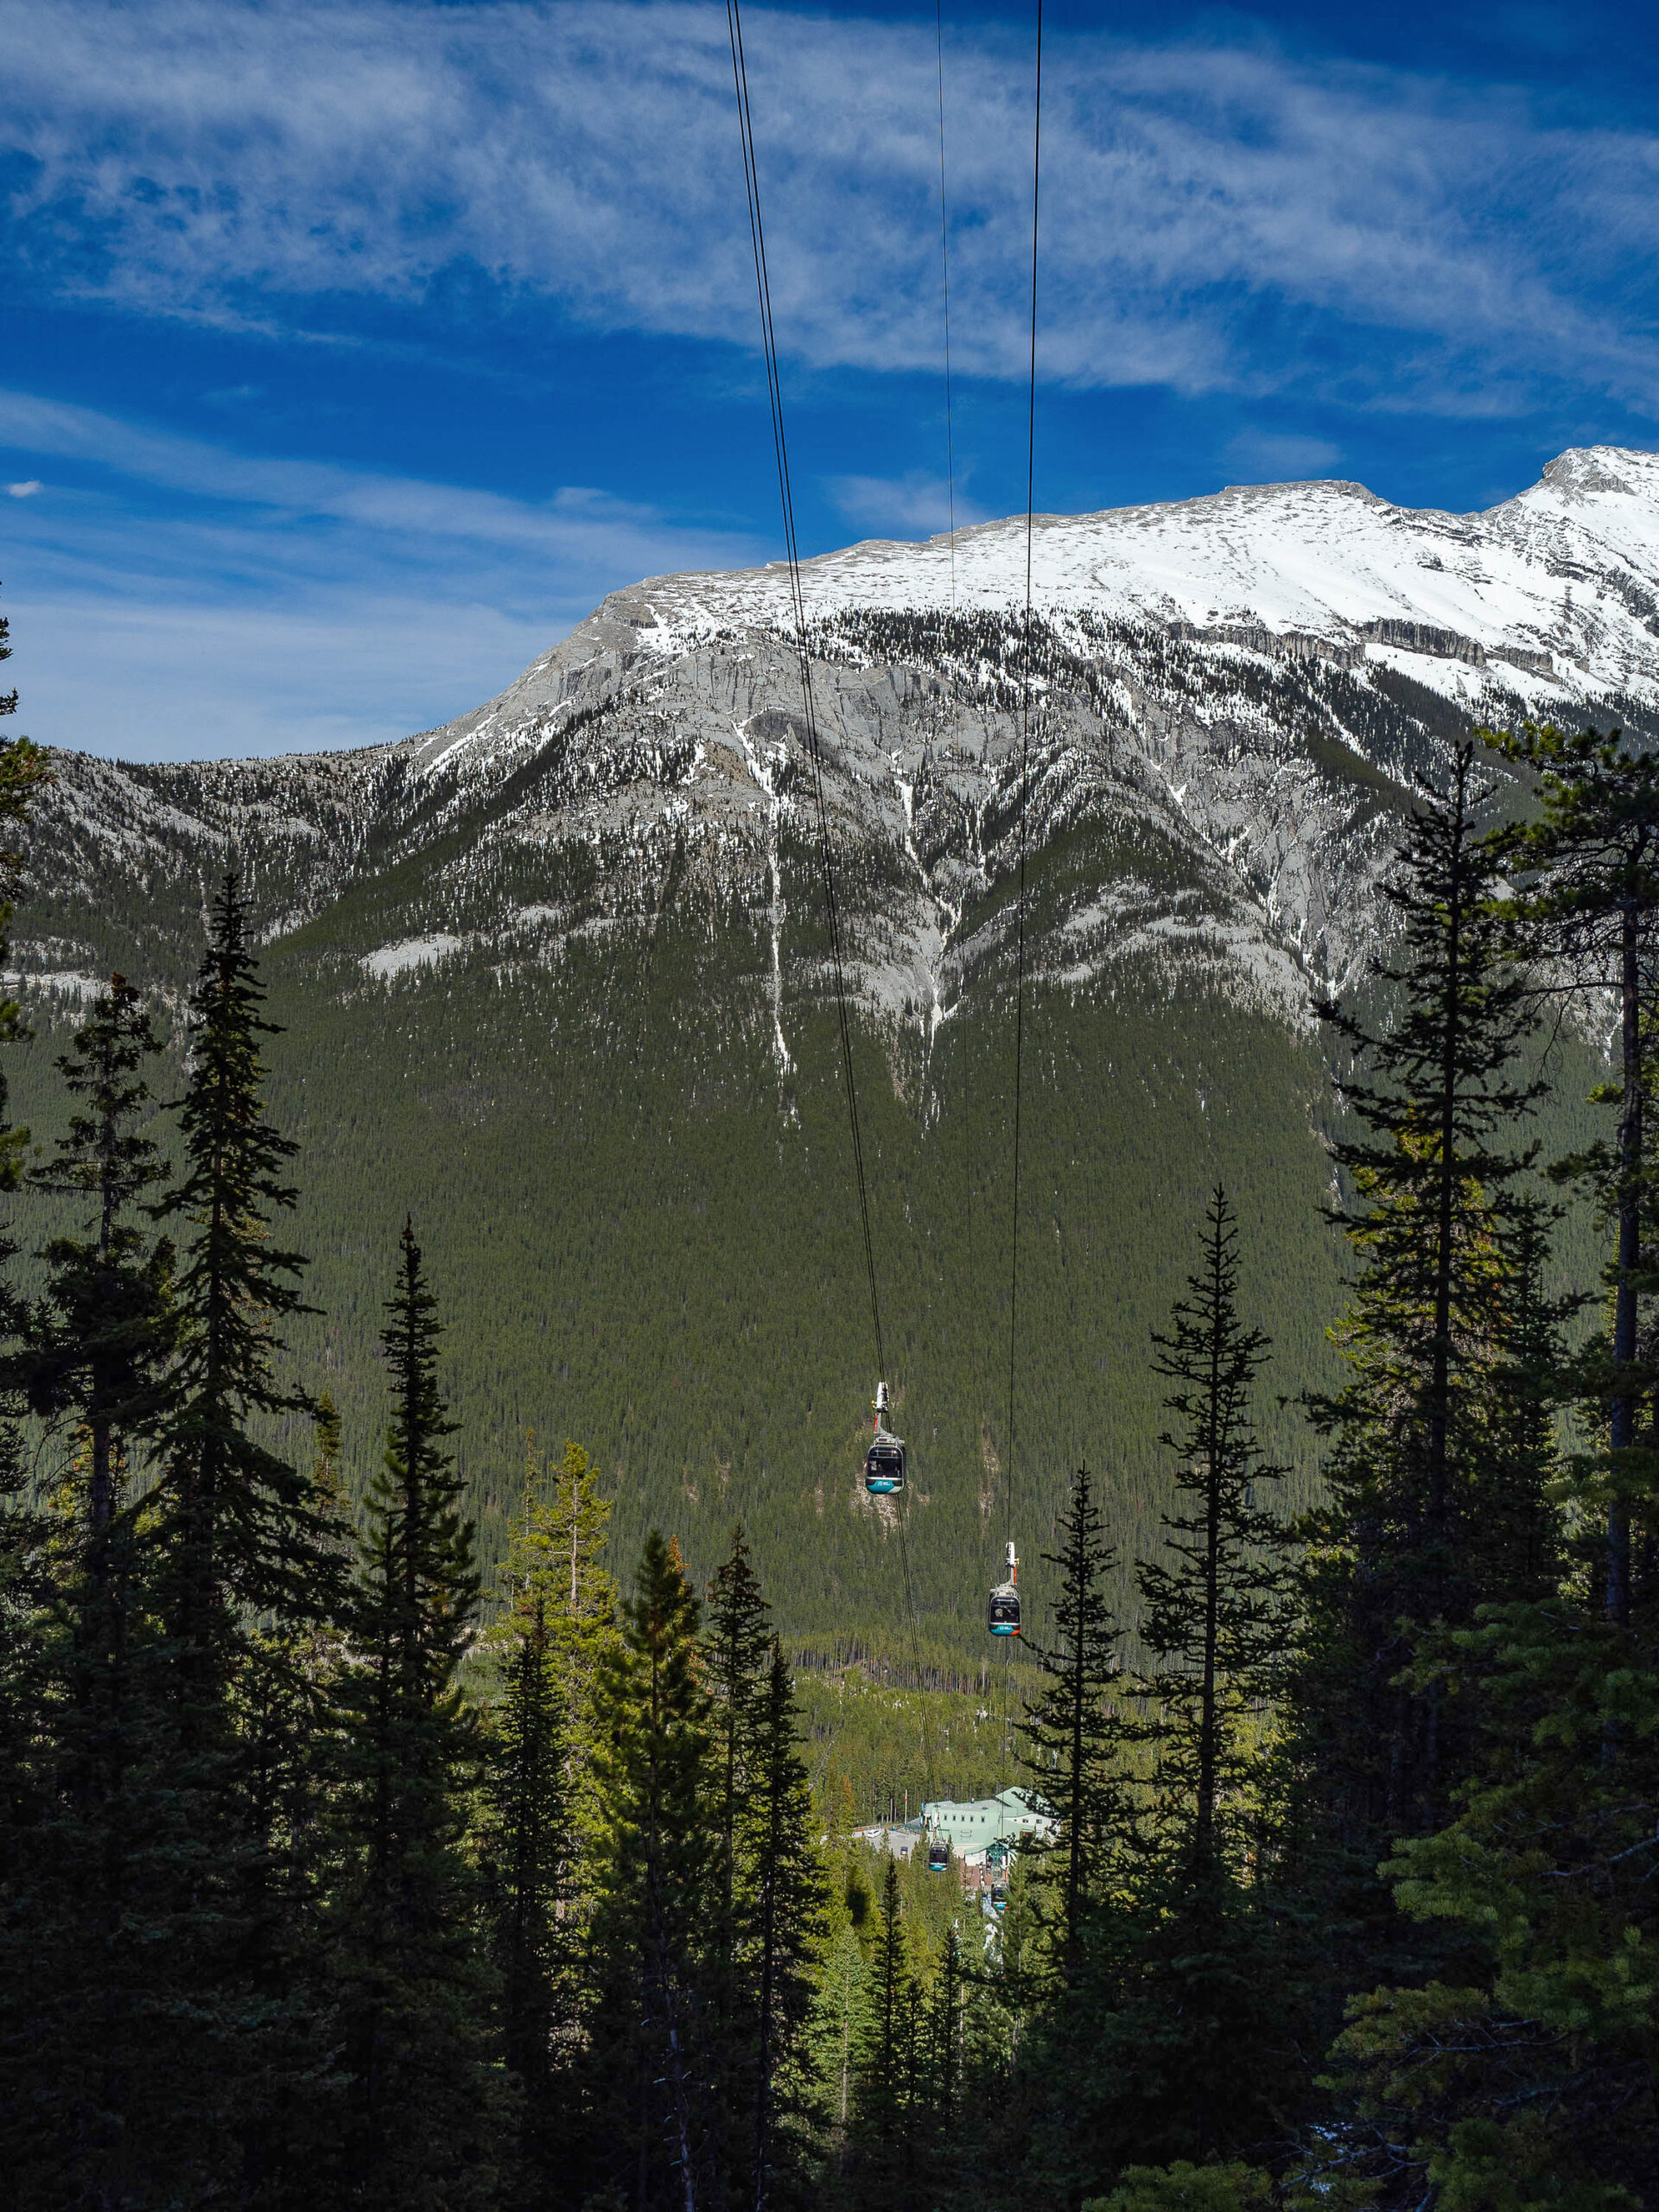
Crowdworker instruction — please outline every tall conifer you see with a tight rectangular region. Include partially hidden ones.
[334,1219,497,2209]
[155,873,336,1706]
[1019,1460,1126,1980]
[1486,720,1659,1624]
[588,1530,711,2212]
[478,1481,574,2188]
[1298,746,1546,1852]
[1134,1188,1291,1877]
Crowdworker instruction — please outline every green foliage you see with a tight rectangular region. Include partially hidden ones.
[1019,1458,1125,1980]
[332,1219,499,2209]
[1485,718,1659,1628]
[1085,2162,1274,2212]
[1321,1595,1659,2210]
[1133,1185,1292,1875]
[586,1529,712,2206]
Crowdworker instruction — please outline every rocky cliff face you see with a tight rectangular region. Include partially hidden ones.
[20,446,1659,1036]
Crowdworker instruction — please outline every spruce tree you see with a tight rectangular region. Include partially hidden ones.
[477,1482,574,2189]
[154,872,338,1708]
[1319,1592,1659,2204]
[510,1433,619,1842]
[702,1526,775,2205]
[849,1854,917,2195]
[0,588,51,1224]
[1133,1187,1291,1879]
[0,982,184,2207]
[587,1530,712,2212]
[1018,1459,1126,1980]
[18,978,174,1548]
[1297,745,1548,1854]
[744,1636,829,2211]
[333,1218,498,2209]
[6,876,345,2207]
[1485,720,1659,1624]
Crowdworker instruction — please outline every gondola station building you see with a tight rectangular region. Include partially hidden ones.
[919,1788,1052,1863]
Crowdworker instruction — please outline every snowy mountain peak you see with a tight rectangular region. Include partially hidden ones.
[550,443,1659,715]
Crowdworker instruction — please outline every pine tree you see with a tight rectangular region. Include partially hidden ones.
[587,1530,712,2212]
[17,978,174,1550]
[154,872,338,1713]
[1297,745,1548,1854]
[1319,1592,1659,2205]
[477,1482,574,2190]
[1018,1460,1126,1981]
[702,1526,774,2205]
[744,1637,830,2211]
[848,1855,918,2196]
[0,587,51,1226]
[1486,719,1659,1625]
[3,878,347,2207]
[1134,1188,1292,1880]
[0,983,188,2206]
[512,1433,619,1840]
[333,1218,499,2209]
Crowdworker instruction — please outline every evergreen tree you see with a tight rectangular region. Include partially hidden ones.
[512,1433,620,1840]
[587,1530,712,2212]
[17,978,174,1548]
[477,1478,575,2190]
[333,1218,499,2209]
[2,878,347,2208]
[922,1924,963,2154]
[1296,745,1549,1859]
[154,872,338,1710]
[1134,1187,1291,1879]
[848,1855,918,2197]
[1018,1460,1126,1981]
[703,1524,774,2205]
[1486,719,1659,1625]
[0,587,52,1224]
[0,985,187,2206]
[1318,1592,1659,2206]
[744,1637,830,2210]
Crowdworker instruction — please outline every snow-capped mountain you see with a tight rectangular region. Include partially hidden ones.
[617,443,1659,702]
[9,448,1648,1642]
[23,444,1659,1027]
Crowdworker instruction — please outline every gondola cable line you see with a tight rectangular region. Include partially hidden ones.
[725,0,938,1811]
[992,0,1043,1668]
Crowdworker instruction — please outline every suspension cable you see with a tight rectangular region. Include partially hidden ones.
[726,0,886,1382]
[936,0,957,613]
[1005,0,1043,1555]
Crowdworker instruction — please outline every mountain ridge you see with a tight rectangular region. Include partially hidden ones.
[2,446,1644,1662]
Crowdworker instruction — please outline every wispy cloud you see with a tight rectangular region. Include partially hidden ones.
[0,387,763,758]
[1223,430,1344,481]
[824,472,985,536]
[4,1,1659,416]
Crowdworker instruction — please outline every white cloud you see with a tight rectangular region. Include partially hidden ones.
[1223,430,1343,482]
[3,1,1658,414]
[824,472,986,536]
[6,480,42,497]
[0,388,764,759]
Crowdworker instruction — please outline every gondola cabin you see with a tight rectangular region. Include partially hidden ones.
[988,1582,1020,1635]
[864,1380,906,1495]
[926,1838,950,1873]
[864,1435,906,1495]
[989,1880,1008,1913]
[988,1539,1021,1636]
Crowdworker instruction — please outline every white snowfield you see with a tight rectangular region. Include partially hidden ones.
[620,445,1659,705]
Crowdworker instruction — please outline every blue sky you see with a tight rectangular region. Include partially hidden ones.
[3,0,1658,760]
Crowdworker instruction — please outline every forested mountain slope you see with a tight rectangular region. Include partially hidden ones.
[11,446,1657,1668]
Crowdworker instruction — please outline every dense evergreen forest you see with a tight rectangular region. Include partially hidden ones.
[1,585,1656,2207]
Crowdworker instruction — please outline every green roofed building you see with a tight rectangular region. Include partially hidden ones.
[920,1787,1052,1859]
